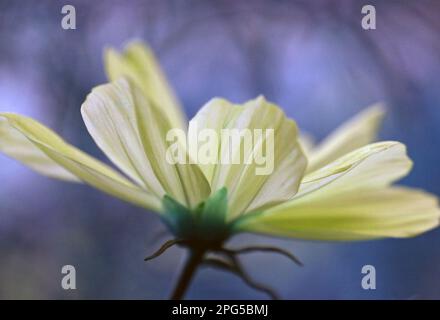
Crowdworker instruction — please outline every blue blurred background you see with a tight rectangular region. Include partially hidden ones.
[0,0,439,299]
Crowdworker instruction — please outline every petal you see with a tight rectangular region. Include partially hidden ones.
[105,41,186,130]
[298,132,315,156]
[235,187,440,240]
[296,141,412,199]
[0,116,79,182]
[187,98,239,183]
[81,79,165,197]
[82,78,210,208]
[307,104,385,172]
[188,96,307,219]
[0,113,161,211]
[132,81,211,208]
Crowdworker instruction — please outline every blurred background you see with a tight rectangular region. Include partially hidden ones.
[0,0,440,299]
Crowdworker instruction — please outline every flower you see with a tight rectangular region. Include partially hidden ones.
[1,42,439,298]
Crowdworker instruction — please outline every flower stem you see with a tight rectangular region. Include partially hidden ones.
[170,248,205,300]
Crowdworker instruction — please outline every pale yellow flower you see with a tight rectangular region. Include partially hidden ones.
[1,42,438,298]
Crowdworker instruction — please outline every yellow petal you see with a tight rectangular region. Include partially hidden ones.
[189,96,307,219]
[0,116,80,182]
[0,113,161,211]
[81,79,165,197]
[236,187,440,240]
[307,104,385,172]
[105,41,186,130]
[132,81,211,208]
[298,132,315,156]
[187,98,240,183]
[296,141,412,199]
[82,78,210,208]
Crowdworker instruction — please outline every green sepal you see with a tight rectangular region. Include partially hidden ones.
[161,195,193,238]
[199,187,227,225]
[198,187,228,241]
[161,188,230,244]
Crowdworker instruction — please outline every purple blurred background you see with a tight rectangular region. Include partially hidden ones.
[0,0,440,299]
